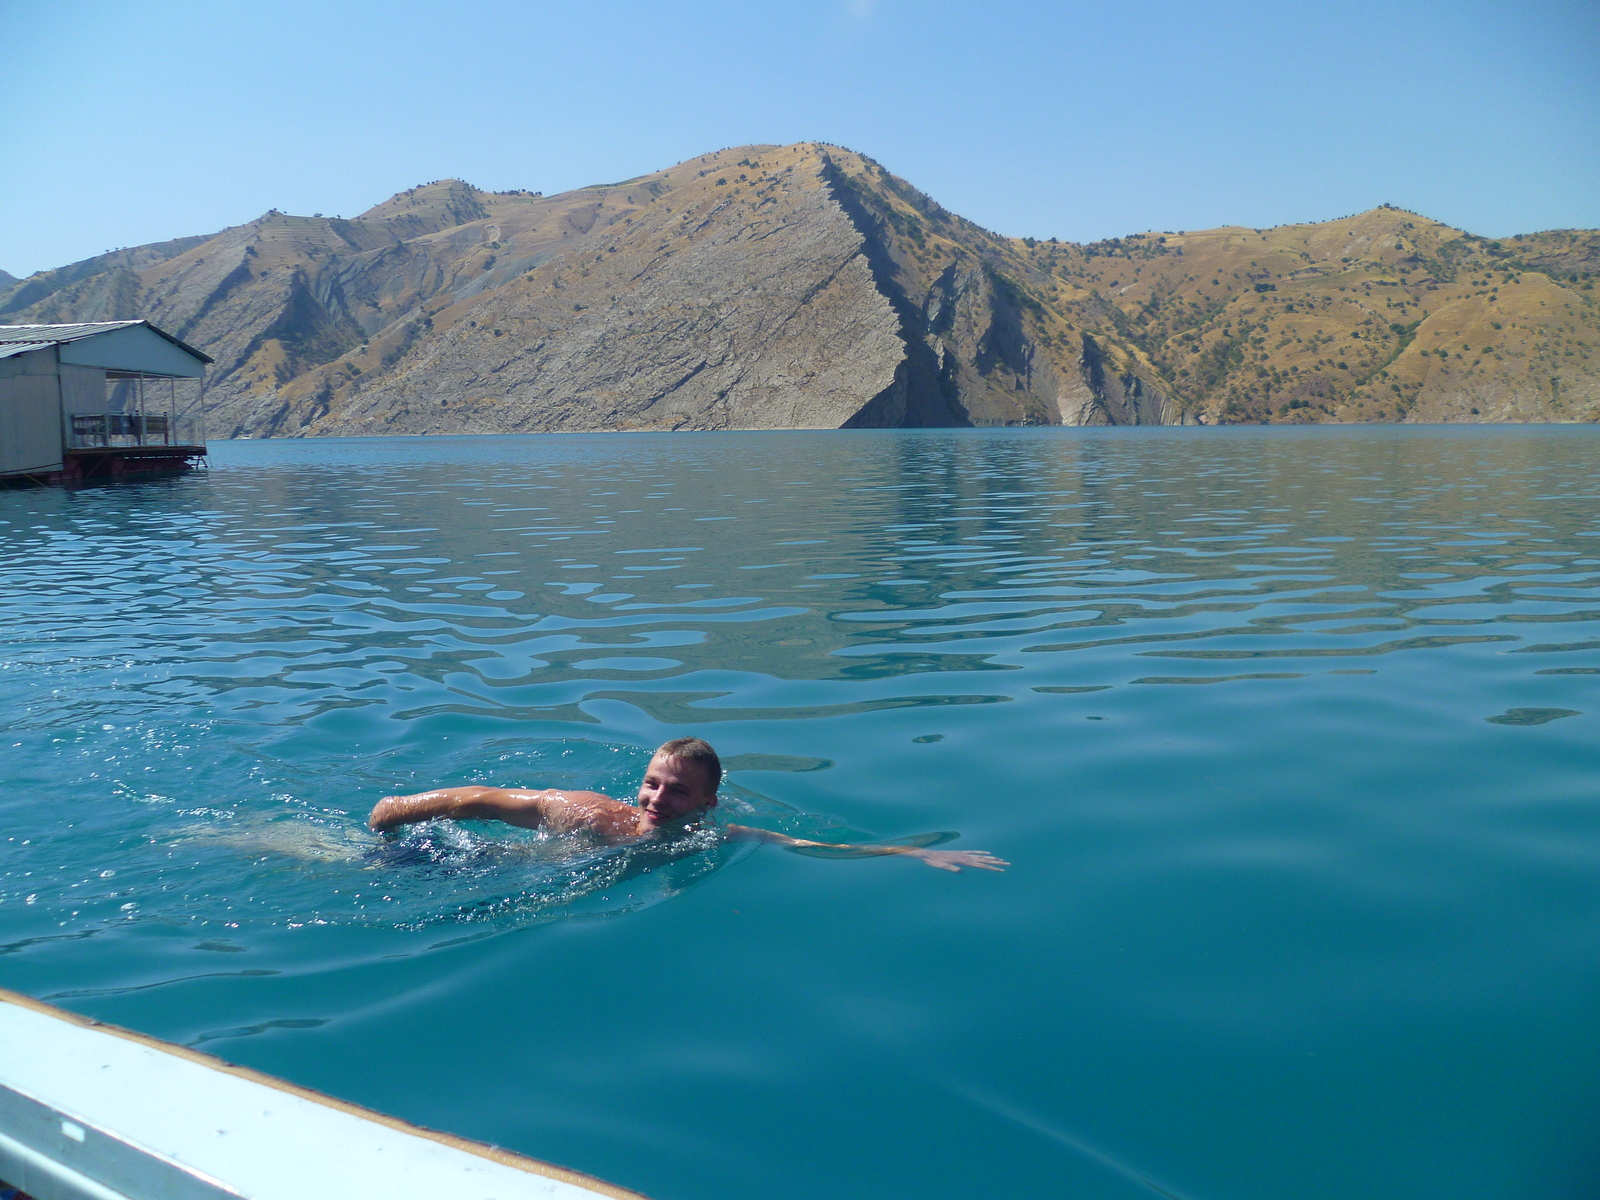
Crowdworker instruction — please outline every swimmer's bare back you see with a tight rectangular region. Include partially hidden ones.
[367,786,1007,872]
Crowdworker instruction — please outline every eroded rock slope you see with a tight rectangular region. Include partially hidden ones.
[4,144,1593,431]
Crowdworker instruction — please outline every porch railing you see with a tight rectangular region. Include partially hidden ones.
[66,413,204,450]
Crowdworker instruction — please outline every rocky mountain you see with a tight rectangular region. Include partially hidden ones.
[3,144,1595,434]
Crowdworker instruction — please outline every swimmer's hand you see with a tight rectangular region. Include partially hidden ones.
[899,848,1009,873]
[724,825,1007,872]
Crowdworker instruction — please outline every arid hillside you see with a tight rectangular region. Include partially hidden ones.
[3,144,1595,434]
[1039,210,1599,423]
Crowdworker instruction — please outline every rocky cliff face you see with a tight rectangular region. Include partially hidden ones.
[324,146,911,435]
[254,143,1146,437]
[3,145,1594,432]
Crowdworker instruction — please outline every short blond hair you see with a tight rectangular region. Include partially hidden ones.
[655,737,721,792]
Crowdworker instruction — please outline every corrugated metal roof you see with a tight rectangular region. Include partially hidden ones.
[0,321,213,364]
[0,321,141,344]
[0,341,54,360]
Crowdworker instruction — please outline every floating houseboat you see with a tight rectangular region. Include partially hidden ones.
[0,988,646,1200]
[0,322,210,485]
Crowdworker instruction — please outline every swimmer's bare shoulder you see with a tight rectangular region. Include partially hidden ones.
[368,786,644,841]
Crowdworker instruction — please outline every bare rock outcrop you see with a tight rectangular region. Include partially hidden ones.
[326,146,908,433]
[4,145,1592,432]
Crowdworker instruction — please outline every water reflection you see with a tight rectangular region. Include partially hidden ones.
[2,428,1596,945]
[3,427,1598,1200]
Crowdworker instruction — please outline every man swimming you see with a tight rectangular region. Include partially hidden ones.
[368,736,1007,872]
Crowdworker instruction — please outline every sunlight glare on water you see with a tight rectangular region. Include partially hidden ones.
[2,427,1597,1200]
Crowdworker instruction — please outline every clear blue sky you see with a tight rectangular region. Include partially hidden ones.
[2,0,1595,278]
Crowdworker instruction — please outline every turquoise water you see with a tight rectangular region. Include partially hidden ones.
[2,427,1597,1198]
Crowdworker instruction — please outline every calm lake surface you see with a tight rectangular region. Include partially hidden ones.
[2,427,1597,1199]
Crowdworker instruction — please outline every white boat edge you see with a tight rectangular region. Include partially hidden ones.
[0,986,651,1200]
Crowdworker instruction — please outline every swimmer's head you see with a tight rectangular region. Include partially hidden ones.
[636,737,721,829]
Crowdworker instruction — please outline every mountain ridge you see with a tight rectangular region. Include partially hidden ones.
[2,143,1594,434]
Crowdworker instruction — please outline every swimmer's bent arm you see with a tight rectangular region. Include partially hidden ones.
[368,787,608,833]
[722,825,1007,873]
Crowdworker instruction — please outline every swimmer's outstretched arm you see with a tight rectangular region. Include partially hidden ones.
[723,825,1007,872]
[368,786,617,833]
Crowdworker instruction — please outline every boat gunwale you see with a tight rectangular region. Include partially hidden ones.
[0,987,651,1200]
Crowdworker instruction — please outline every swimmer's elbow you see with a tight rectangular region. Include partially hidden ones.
[454,786,549,828]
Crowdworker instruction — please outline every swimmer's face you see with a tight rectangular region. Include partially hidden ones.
[635,753,717,830]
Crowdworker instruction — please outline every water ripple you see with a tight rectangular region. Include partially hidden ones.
[2,427,1598,1199]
